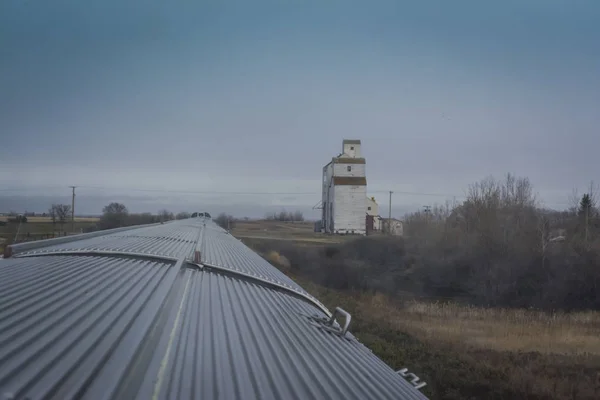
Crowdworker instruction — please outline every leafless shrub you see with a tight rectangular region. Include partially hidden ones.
[158,209,174,222]
[249,173,600,312]
[215,213,235,230]
[49,204,71,231]
[176,212,191,220]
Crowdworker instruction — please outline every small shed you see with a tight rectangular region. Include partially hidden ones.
[382,218,404,236]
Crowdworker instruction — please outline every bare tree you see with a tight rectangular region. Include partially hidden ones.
[176,212,191,220]
[265,172,600,311]
[128,213,158,225]
[274,211,304,222]
[104,203,128,214]
[215,213,235,230]
[537,212,551,268]
[99,203,129,229]
[293,211,304,222]
[50,204,71,232]
[587,181,599,211]
[158,209,174,222]
[48,205,57,230]
[568,188,581,215]
[264,212,276,221]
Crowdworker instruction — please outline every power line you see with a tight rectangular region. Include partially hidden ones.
[373,190,466,198]
[0,185,577,208]
[0,185,465,197]
[79,186,474,199]
[0,187,314,195]
[77,186,319,195]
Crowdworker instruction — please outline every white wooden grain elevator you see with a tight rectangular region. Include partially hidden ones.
[320,139,367,235]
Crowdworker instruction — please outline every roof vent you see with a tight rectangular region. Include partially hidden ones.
[396,368,427,390]
[306,307,352,338]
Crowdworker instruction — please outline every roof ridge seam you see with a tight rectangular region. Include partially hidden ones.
[13,250,179,263]
[4,223,165,258]
[190,260,332,318]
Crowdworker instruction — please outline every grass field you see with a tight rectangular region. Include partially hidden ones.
[0,216,100,253]
[239,235,600,399]
[395,300,600,355]
[299,278,600,400]
[231,219,355,244]
[0,220,98,236]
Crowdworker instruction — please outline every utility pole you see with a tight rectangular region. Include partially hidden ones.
[585,202,589,245]
[423,205,431,223]
[585,180,594,246]
[388,191,393,235]
[69,186,76,233]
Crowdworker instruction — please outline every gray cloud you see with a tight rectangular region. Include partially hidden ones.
[1,0,598,215]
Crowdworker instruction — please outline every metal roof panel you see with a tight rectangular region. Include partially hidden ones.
[200,223,308,293]
[0,255,180,400]
[14,222,200,259]
[0,219,428,399]
[137,269,428,400]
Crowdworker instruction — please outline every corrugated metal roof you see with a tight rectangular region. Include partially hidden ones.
[0,219,429,399]
[15,222,200,259]
[10,219,311,297]
[0,255,181,400]
[201,223,308,293]
[136,268,427,400]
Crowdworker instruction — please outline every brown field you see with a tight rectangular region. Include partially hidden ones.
[321,284,600,399]
[244,240,600,399]
[231,219,353,244]
[392,299,600,356]
[0,217,100,253]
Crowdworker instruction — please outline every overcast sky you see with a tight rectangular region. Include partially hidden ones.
[1,0,599,217]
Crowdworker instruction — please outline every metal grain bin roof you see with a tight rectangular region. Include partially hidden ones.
[201,222,308,292]
[11,219,309,295]
[136,268,427,400]
[0,255,181,400]
[13,222,200,259]
[0,218,428,400]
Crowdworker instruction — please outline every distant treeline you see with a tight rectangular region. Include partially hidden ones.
[212,211,305,231]
[264,211,305,222]
[81,203,192,232]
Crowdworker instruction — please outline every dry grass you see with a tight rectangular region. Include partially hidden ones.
[291,280,600,399]
[232,220,349,244]
[236,219,312,229]
[0,219,99,246]
[356,293,600,399]
[363,295,600,356]
[248,239,600,399]
[265,250,291,269]
[235,234,344,244]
